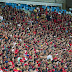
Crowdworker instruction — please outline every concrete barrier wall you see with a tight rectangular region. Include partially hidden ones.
[18,0,55,3]
[17,0,65,3]
[0,0,65,3]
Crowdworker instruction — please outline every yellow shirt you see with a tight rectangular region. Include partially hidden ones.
[34,9,37,13]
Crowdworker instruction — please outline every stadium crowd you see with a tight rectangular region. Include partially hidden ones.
[0,5,72,72]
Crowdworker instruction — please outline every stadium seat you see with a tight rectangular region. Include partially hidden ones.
[29,7,35,11]
[6,3,12,6]
[6,3,9,5]
[9,3,12,6]
[25,5,29,10]
[61,9,66,13]
[52,8,55,12]
[33,7,35,10]
[20,4,24,8]
[58,9,61,12]
[54,7,56,10]
[56,9,59,12]
[51,7,54,9]
[12,5,15,8]
[42,6,46,10]
[64,10,66,13]
[11,3,14,6]
[16,6,20,9]
[47,6,50,9]
[29,7,33,11]
[56,7,59,9]
[14,3,17,7]
[61,10,63,13]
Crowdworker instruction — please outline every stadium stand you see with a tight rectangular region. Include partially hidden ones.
[0,1,72,72]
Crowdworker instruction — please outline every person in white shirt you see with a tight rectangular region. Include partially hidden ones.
[47,54,53,61]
